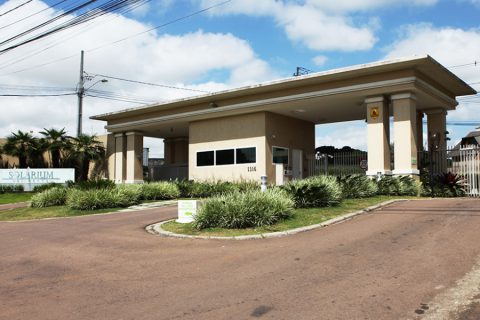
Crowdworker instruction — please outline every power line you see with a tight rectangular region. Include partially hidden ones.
[0,0,152,55]
[89,72,210,93]
[0,0,33,17]
[0,0,69,31]
[0,93,75,97]
[0,0,150,74]
[0,0,233,76]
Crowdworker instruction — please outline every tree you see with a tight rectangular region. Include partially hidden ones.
[39,128,70,168]
[3,130,39,168]
[68,134,105,181]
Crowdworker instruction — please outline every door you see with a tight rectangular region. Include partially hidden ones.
[292,149,303,180]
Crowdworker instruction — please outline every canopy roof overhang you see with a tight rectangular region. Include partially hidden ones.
[91,55,477,139]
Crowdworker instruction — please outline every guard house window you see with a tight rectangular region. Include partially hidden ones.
[197,151,214,167]
[236,147,256,164]
[273,147,288,164]
[216,149,234,165]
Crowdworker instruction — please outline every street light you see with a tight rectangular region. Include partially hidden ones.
[76,71,107,137]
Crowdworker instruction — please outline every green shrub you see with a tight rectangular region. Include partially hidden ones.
[377,176,401,195]
[140,182,180,200]
[68,179,116,190]
[66,185,141,210]
[421,172,466,197]
[377,176,418,196]
[175,180,256,198]
[33,183,63,193]
[337,174,378,198]
[282,175,342,208]
[397,176,419,196]
[193,189,294,229]
[0,184,24,194]
[30,187,67,208]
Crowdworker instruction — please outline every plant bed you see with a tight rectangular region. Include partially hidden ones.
[161,196,419,238]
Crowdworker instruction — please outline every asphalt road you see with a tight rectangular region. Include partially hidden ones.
[1,199,480,320]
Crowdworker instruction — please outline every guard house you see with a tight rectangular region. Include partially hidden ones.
[91,56,476,184]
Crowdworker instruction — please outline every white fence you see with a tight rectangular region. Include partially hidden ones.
[449,145,480,197]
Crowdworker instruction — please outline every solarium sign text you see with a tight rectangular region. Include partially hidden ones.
[0,168,75,190]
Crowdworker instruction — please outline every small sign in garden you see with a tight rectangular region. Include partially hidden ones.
[177,200,197,223]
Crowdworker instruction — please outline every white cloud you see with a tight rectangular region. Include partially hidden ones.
[306,0,437,13]
[199,0,377,52]
[315,123,368,150]
[383,23,480,142]
[0,1,277,156]
[312,55,328,66]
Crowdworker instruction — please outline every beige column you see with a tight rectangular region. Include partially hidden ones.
[114,133,126,183]
[366,96,391,176]
[426,108,448,173]
[392,93,419,176]
[417,111,424,152]
[164,137,188,165]
[125,131,144,184]
[106,133,116,180]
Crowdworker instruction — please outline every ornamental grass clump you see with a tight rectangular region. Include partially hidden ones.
[30,187,67,208]
[337,174,378,199]
[140,182,180,200]
[377,176,418,196]
[282,175,342,208]
[175,180,257,198]
[193,188,294,229]
[66,185,141,210]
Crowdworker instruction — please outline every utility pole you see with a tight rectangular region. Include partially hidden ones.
[77,50,84,137]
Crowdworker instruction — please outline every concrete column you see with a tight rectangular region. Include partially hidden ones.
[392,93,419,176]
[426,108,448,173]
[366,96,391,176]
[417,111,424,152]
[164,137,188,165]
[106,133,116,180]
[125,131,144,184]
[114,133,126,183]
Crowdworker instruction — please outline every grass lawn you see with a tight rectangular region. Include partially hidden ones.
[0,193,33,205]
[162,196,420,237]
[0,206,122,222]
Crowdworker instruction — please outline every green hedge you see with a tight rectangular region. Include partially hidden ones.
[282,175,342,208]
[176,180,258,198]
[377,176,418,196]
[0,184,24,194]
[338,174,378,198]
[30,187,67,208]
[66,185,141,210]
[140,182,180,200]
[193,189,294,229]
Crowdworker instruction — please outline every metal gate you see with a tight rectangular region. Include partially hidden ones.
[307,151,368,176]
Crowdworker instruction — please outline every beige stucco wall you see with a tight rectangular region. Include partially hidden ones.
[366,97,391,175]
[188,112,314,184]
[265,112,315,182]
[189,112,267,182]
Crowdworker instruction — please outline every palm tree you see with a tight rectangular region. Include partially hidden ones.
[68,134,105,181]
[3,130,38,168]
[39,128,70,168]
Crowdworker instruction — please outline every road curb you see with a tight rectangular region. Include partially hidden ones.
[145,199,409,240]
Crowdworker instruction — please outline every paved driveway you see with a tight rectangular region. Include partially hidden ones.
[1,199,480,320]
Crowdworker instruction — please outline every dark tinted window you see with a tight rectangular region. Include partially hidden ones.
[216,149,234,165]
[273,147,288,164]
[197,151,214,166]
[236,147,256,164]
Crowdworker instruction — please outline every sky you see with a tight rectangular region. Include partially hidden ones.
[0,0,479,158]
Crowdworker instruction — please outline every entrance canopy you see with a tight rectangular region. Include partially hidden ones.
[92,55,476,139]
[92,55,476,184]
